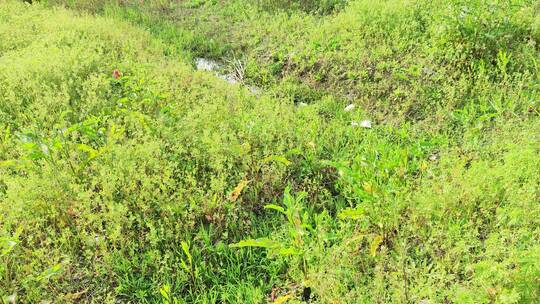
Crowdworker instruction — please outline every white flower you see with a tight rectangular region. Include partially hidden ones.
[344,104,355,112]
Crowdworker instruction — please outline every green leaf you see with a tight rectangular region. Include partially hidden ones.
[21,142,45,160]
[229,238,281,249]
[264,204,286,214]
[159,284,171,302]
[285,148,303,157]
[0,238,17,256]
[181,241,192,264]
[338,207,365,220]
[277,247,301,255]
[370,235,383,257]
[180,259,189,273]
[2,126,10,142]
[37,263,63,281]
[273,294,292,304]
[0,160,16,167]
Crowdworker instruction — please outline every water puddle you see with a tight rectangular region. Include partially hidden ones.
[195,57,220,72]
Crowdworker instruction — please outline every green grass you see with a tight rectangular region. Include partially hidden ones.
[1,0,539,303]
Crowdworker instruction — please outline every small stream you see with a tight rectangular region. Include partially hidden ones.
[194,58,372,128]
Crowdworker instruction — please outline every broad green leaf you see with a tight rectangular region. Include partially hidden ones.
[264,204,286,214]
[181,241,192,264]
[277,247,300,255]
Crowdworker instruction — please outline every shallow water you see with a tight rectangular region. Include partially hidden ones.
[195,57,220,72]
[194,57,261,94]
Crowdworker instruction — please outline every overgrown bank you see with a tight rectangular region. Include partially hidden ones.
[1,0,539,303]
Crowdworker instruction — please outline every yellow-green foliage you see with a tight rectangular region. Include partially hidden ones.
[1,0,539,303]
[62,0,537,124]
[0,1,312,301]
[403,123,540,303]
[0,1,400,301]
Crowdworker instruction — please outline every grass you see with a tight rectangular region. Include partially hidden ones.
[0,0,539,303]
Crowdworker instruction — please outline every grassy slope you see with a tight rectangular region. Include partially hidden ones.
[1,0,539,303]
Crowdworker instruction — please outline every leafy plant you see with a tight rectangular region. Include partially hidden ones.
[231,187,311,259]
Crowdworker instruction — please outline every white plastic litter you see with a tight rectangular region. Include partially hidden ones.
[351,120,372,128]
[344,104,355,112]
